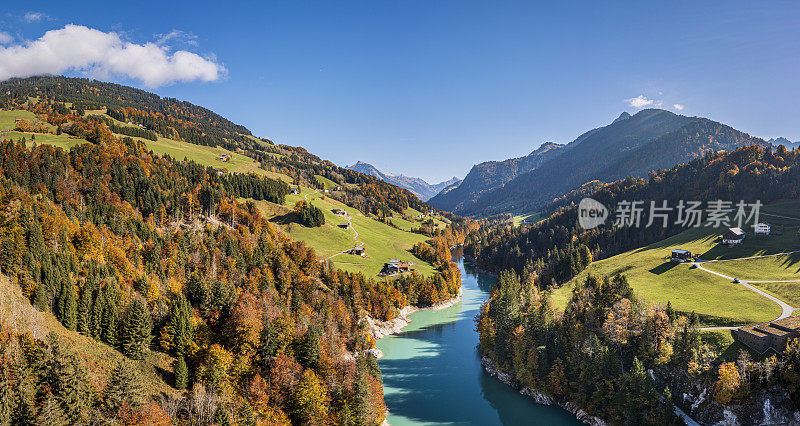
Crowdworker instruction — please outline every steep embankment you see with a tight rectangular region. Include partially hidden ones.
[0,274,178,399]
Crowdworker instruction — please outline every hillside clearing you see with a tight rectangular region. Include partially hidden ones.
[252,187,436,277]
[701,253,800,282]
[551,225,789,327]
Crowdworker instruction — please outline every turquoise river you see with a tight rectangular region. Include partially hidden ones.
[376,260,580,425]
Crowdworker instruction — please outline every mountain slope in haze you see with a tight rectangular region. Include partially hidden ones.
[437,109,770,215]
[347,161,460,200]
[428,141,566,211]
[767,137,800,150]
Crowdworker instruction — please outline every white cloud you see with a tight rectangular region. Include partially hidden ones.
[155,30,199,47]
[626,95,658,108]
[0,32,12,44]
[0,25,226,87]
[673,103,685,111]
[24,12,49,23]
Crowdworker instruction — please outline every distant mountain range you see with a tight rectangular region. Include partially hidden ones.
[429,109,773,216]
[346,161,460,201]
[766,137,800,150]
[427,141,566,212]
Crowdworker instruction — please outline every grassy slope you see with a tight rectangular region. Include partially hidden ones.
[118,133,293,183]
[0,274,178,398]
[314,174,339,190]
[703,253,800,282]
[253,187,436,277]
[550,223,798,327]
[389,207,450,232]
[0,110,85,150]
[9,108,437,277]
[2,109,291,184]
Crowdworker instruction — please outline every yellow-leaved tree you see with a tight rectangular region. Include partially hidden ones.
[714,362,740,404]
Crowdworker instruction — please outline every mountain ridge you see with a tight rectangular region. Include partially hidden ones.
[346,161,460,201]
[430,109,772,216]
[427,141,567,211]
[766,137,800,150]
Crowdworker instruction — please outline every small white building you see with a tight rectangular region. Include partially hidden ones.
[754,222,771,236]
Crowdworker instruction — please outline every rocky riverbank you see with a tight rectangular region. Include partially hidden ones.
[364,289,463,351]
[481,356,607,426]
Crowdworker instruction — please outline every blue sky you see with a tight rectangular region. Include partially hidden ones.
[4,1,800,182]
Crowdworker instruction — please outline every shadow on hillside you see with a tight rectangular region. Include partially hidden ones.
[778,252,800,274]
[649,262,678,275]
[155,365,174,389]
[674,310,745,328]
[269,212,299,225]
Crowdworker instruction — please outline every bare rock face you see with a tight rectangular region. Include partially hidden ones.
[664,365,800,425]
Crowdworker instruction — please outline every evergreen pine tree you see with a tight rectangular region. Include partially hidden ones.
[26,218,44,261]
[297,325,320,369]
[60,279,78,330]
[257,319,278,371]
[352,367,371,425]
[89,293,104,339]
[33,281,48,312]
[163,294,193,356]
[119,297,152,359]
[101,299,118,347]
[77,278,95,335]
[665,301,675,323]
[174,356,188,390]
[47,334,90,424]
[102,360,145,413]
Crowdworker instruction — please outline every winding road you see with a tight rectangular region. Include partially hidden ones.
[692,251,800,330]
[324,212,364,261]
[302,189,365,261]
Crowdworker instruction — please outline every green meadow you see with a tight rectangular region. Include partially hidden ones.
[550,219,800,327]
[703,253,800,282]
[314,174,339,190]
[1,110,86,150]
[388,207,449,232]
[253,187,436,277]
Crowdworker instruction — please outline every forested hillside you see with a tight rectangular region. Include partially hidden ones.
[0,76,432,218]
[466,145,800,285]
[470,144,800,424]
[0,76,470,424]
